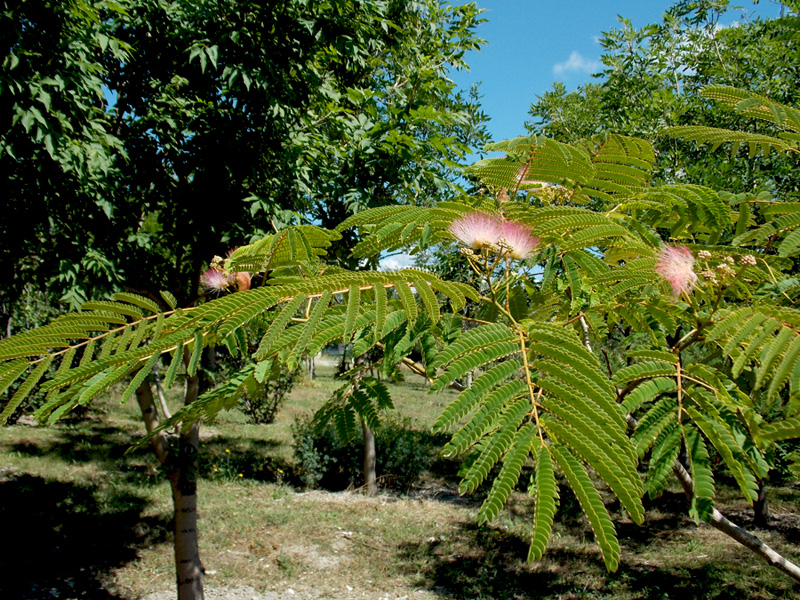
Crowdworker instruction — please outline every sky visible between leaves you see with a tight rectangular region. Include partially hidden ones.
[449,0,785,146]
[382,0,784,271]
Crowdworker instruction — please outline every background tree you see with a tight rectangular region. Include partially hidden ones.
[528,0,800,193]
[1,2,488,599]
[2,0,489,321]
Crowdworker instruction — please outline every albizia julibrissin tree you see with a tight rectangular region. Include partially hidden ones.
[4,87,800,593]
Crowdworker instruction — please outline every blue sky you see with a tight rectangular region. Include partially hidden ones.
[450,0,785,145]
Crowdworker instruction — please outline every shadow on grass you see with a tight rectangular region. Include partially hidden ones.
[199,437,294,483]
[397,517,786,600]
[5,421,296,486]
[0,473,168,600]
[5,424,170,487]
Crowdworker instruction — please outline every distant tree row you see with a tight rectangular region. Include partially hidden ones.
[1,0,489,325]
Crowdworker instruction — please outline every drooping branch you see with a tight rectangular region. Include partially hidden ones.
[671,460,800,583]
[624,414,800,582]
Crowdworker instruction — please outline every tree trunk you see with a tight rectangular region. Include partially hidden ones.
[754,478,771,528]
[307,355,315,380]
[362,418,378,497]
[135,370,205,600]
[171,368,203,600]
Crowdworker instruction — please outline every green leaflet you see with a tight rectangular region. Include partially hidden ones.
[459,398,529,494]
[160,291,178,310]
[562,224,632,252]
[255,294,307,360]
[432,323,515,369]
[766,332,800,400]
[333,403,359,445]
[528,443,559,562]
[431,340,521,393]
[78,362,138,405]
[81,300,143,319]
[683,425,715,522]
[612,360,676,387]
[433,360,520,433]
[112,292,162,314]
[0,356,53,425]
[625,349,677,364]
[445,379,528,456]
[537,378,637,466]
[394,280,418,323]
[413,279,440,325]
[645,424,681,499]
[286,291,332,371]
[214,288,281,338]
[778,228,800,257]
[163,342,184,391]
[308,313,375,359]
[344,286,360,345]
[536,213,615,236]
[622,377,676,414]
[0,360,29,397]
[528,337,615,401]
[731,318,782,378]
[721,312,768,357]
[705,307,755,342]
[373,284,388,345]
[757,417,800,443]
[348,387,380,430]
[542,413,644,523]
[684,404,758,503]
[120,353,161,405]
[477,423,535,525]
[532,359,623,430]
[551,444,621,572]
[755,326,795,391]
[633,397,679,458]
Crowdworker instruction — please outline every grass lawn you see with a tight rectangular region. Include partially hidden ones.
[2,360,800,599]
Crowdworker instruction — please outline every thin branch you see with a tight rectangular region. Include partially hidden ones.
[672,460,800,583]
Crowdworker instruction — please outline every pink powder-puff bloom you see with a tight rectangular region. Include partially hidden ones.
[448,212,503,250]
[500,221,540,260]
[655,245,698,299]
[201,267,232,293]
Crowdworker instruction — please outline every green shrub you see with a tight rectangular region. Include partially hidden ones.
[292,413,443,492]
[240,363,300,425]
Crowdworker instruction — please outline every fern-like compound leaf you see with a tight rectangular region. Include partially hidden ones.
[683,425,715,522]
[433,360,520,433]
[445,379,528,456]
[459,398,529,494]
[477,423,534,524]
[255,295,307,360]
[684,404,758,503]
[528,443,559,562]
[645,424,681,499]
[551,444,621,572]
[0,356,54,424]
[286,291,332,371]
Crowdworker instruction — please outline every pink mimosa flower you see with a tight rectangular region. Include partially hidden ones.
[500,221,540,260]
[448,212,503,250]
[655,245,698,299]
[201,268,232,293]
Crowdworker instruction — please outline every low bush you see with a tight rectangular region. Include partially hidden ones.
[240,363,301,425]
[292,413,443,492]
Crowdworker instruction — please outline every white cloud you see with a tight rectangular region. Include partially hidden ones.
[380,253,414,271]
[553,51,602,76]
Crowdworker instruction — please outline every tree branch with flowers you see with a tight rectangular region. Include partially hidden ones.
[4,94,800,588]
